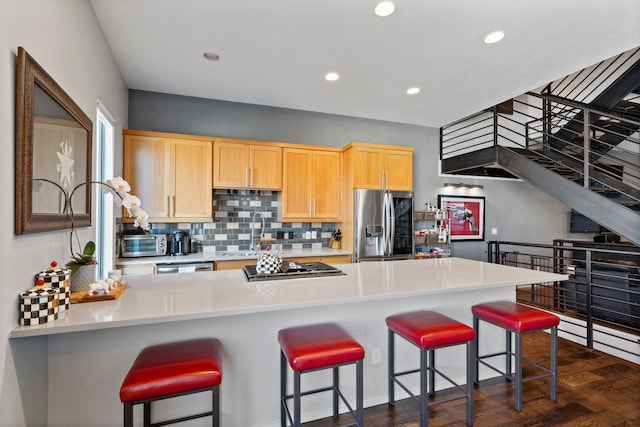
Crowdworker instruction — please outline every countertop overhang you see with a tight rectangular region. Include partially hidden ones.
[10,258,568,338]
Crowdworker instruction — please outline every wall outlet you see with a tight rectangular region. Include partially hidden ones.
[371,347,381,364]
[491,227,498,235]
[311,231,317,239]
[305,231,312,239]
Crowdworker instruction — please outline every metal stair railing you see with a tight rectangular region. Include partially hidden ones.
[525,93,640,198]
[441,93,640,208]
[545,47,640,106]
[487,239,640,363]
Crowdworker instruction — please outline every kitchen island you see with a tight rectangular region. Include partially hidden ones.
[9,258,567,426]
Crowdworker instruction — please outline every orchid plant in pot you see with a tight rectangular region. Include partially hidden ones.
[35,176,149,292]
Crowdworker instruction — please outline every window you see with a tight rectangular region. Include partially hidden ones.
[96,103,115,278]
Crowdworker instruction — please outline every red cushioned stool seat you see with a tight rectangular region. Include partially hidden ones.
[472,301,559,411]
[120,338,222,427]
[278,323,364,427]
[386,311,475,427]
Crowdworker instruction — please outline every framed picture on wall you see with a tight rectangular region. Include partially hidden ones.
[438,195,485,241]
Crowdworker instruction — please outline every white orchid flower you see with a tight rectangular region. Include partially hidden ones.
[131,207,150,230]
[122,194,142,210]
[106,177,131,194]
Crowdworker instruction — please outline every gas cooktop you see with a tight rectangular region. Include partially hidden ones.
[242,261,344,282]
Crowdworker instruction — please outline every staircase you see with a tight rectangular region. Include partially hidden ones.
[440,47,640,245]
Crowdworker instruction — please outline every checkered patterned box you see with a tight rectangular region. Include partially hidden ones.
[19,287,59,326]
[36,262,71,312]
[256,251,282,274]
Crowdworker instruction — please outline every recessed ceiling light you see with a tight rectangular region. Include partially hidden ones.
[203,52,220,61]
[325,72,340,81]
[375,1,395,17]
[406,87,420,95]
[484,31,504,44]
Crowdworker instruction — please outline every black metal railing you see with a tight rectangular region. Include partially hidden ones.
[440,47,640,212]
[487,240,640,360]
[545,46,640,105]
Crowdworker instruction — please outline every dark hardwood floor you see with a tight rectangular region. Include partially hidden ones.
[303,332,640,426]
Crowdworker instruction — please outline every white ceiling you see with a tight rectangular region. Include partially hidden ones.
[90,0,640,127]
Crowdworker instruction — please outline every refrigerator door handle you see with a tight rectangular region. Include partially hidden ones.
[384,192,393,255]
[381,192,387,255]
[389,195,396,254]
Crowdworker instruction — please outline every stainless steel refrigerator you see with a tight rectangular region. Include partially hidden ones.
[353,189,414,262]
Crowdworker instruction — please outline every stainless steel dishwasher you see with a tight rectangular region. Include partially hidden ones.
[156,262,214,274]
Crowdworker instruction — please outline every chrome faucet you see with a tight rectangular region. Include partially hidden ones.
[251,211,266,252]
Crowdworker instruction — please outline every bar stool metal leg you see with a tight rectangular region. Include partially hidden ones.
[388,328,396,405]
[506,328,512,382]
[420,348,427,426]
[294,371,301,426]
[124,402,133,427]
[428,349,435,397]
[551,326,558,402]
[473,316,480,385]
[514,331,523,411]
[280,351,287,427]
[466,341,474,425]
[333,366,339,418]
[356,359,364,427]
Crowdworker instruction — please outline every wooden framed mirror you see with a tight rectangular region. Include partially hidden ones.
[15,47,93,235]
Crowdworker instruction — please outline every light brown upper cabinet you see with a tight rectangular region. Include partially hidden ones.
[342,142,413,191]
[123,130,213,222]
[213,139,282,190]
[281,147,342,222]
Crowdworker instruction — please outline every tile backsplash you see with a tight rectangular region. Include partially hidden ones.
[144,190,337,252]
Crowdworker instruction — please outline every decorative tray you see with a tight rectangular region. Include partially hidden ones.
[70,283,127,304]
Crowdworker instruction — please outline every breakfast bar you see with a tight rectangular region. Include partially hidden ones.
[10,258,567,427]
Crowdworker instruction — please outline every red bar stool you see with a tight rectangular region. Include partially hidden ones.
[472,301,559,411]
[386,310,475,427]
[119,338,222,427]
[278,323,365,427]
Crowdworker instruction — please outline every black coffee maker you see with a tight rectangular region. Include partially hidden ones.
[170,231,189,256]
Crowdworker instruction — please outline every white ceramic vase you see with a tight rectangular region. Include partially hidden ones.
[70,264,97,292]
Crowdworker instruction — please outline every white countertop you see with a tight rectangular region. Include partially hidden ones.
[10,258,567,338]
[115,247,352,265]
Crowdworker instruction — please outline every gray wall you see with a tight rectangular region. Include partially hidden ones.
[3,1,129,426]
[129,90,583,261]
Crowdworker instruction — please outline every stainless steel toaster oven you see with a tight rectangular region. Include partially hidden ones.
[119,234,167,257]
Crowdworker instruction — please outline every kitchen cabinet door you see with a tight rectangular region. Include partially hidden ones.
[312,150,341,220]
[347,143,413,191]
[384,149,413,191]
[172,139,213,219]
[250,145,282,190]
[124,134,172,219]
[213,141,249,188]
[281,148,313,219]
[351,146,385,189]
[213,141,282,190]
[124,131,212,222]
[281,148,341,222]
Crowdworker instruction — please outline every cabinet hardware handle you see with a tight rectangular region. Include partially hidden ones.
[245,167,249,188]
[173,196,176,217]
[167,196,171,217]
[249,167,254,189]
